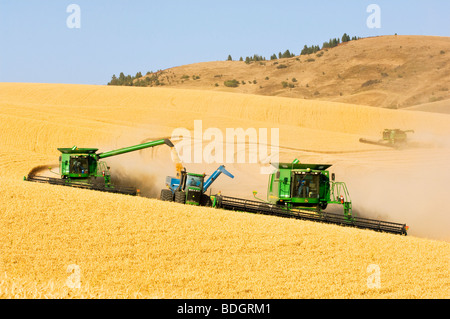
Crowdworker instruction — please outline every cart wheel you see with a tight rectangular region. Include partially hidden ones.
[160,189,174,202]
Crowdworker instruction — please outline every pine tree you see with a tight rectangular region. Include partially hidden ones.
[342,33,351,42]
[108,74,118,86]
[301,45,311,55]
[282,50,291,58]
[119,72,125,83]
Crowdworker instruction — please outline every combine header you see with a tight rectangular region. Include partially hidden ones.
[25,138,174,196]
[212,159,409,235]
[360,129,414,149]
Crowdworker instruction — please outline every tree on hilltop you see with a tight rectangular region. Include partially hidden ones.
[342,33,351,43]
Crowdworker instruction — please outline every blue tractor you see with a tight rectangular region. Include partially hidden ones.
[160,165,234,206]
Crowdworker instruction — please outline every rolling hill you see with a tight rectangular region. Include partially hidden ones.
[130,35,450,109]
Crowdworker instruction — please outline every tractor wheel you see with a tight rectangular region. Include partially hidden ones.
[160,189,174,202]
[174,191,186,204]
[200,194,212,207]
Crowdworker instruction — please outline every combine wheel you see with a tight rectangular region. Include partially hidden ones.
[174,191,186,204]
[160,189,174,202]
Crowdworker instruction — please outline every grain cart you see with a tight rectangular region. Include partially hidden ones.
[25,139,174,195]
[213,159,409,235]
[360,129,415,149]
[161,165,234,206]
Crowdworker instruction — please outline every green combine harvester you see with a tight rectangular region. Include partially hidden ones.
[212,159,409,235]
[360,129,415,149]
[25,138,174,196]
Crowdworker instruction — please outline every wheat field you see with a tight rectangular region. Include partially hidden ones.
[0,83,449,299]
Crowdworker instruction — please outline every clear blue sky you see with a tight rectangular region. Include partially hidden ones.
[0,0,449,85]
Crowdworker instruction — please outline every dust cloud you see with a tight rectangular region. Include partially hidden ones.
[339,146,450,241]
[107,151,176,199]
[99,134,450,241]
[408,131,450,149]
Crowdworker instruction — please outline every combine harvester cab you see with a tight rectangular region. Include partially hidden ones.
[267,160,353,220]
[214,159,409,236]
[25,139,174,196]
[161,165,235,206]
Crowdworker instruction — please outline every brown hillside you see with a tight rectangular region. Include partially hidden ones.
[137,35,450,109]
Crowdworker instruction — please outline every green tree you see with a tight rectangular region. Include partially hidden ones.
[108,74,118,86]
[342,33,351,43]
[224,79,240,87]
[301,45,320,55]
[281,50,294,58]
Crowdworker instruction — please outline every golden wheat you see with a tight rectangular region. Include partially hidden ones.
[0,83,449,299]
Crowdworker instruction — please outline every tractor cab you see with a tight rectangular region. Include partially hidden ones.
[186,174,204,188]
[183,172,205,205]
[164,169,205,205]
